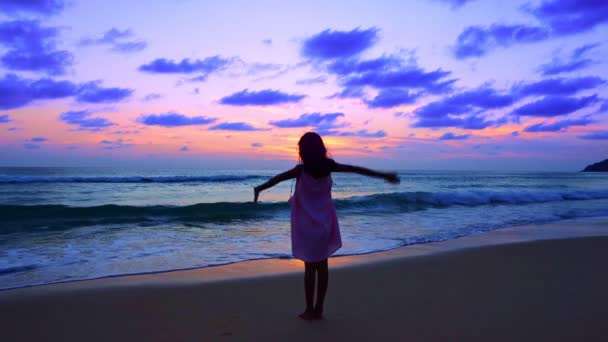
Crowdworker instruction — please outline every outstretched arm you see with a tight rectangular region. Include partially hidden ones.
[253,166,300,203]
[332,162,400,183]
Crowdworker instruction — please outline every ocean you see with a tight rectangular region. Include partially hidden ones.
[1,166,608,290]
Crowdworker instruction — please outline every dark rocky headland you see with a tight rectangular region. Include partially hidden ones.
[582,159,608,172]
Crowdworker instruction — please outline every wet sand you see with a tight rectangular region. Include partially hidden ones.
[1,217,608,341]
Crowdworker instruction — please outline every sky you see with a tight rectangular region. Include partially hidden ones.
[0,0,607,171]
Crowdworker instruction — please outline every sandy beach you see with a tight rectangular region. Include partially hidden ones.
[2,217,608,341]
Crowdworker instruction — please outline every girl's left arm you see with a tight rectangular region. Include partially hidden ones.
[254,166,300,203]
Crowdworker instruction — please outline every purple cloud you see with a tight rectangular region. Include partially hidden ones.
[0,20,73,75]
[365,89,419,108]
[320,129,387,138]
[100,138,132,150]
[0,0,66,15]
[328,86,366,99]
[137,112,217,127]
[189,75,208,83]
[270,112,346,131]
[96,28,129,42]
[539,59,594,76]
[180,146,189,152]
[431,0,475,9]
[0,74,132,109]
[209,122,262,131]
[111,41,147,53]
[142,93,162,102]
[572,43,600,59]
[538,44,599,76]
[220,89,306,106]
[76,81,133,103]
[30,137,48,142]
[0,74,77,109]
[446,87,518,108]
[453,1,608,59]
[301,27,379,60]
[512,76,605,96]
[342,66,455,94]
[439,132,470,140]
[60,110,114,131]
[251,142,263,148]
[79,28,148,53]
[246,62,282,75]
[453,24,549,59]
[527,0,608,35]
[513,94,599,117]
[578,131,608,140]
[321,49,454,104]
[413,86,516,121]
[23,143,41,149]
[1,49,73,76]
[139,56,232,74]
[112,130,139,135]
[327,55,402,76]
[296,76,327,85]
[524,116,593,132]
[0,114,10,123]
[79,28,131,45]
[413,115,495,130]
[409,79,603,129]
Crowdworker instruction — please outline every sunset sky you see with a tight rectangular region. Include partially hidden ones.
[0,0,607,170]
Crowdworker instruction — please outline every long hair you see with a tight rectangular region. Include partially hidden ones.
[298,132,332,178]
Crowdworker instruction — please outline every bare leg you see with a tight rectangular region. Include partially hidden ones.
[314,259,328,319]
[299,262,316,320]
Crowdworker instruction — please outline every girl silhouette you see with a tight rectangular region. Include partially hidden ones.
[254,132,400,320]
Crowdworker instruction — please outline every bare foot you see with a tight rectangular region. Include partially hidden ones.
[313,310,324,320]
[298,310,315,321]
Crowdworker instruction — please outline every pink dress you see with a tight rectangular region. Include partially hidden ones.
[289,168,342,262]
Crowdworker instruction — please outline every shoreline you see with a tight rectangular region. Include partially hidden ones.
[2,215,607,295]
[1,216,607,341]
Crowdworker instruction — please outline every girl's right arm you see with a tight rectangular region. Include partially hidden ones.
[332,162,400,184]
[253,165,301,203]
